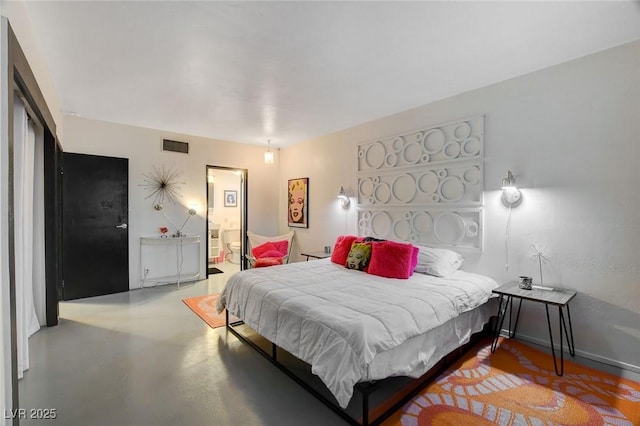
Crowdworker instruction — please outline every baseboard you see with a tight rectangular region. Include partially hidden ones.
[497,330,640,375]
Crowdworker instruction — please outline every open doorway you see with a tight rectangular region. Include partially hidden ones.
[206,166,247,277]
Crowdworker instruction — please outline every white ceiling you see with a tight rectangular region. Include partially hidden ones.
[23,1,640,148]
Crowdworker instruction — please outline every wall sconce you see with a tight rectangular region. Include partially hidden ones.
[264,139,274,165]
[154,203,197,237]
[501,170,522,207]
[337,186,350,209]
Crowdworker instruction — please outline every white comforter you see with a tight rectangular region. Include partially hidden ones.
[217,258,498,408]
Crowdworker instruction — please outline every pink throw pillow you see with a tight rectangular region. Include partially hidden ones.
[252,242,277,258]
[368,241,415,279]
[410,246,419,273]
[330,235,359,265]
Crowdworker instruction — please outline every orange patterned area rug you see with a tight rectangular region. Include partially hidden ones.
[183,293,238,329]
[383,338,640,425]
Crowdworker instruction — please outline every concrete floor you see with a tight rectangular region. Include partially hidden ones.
[19,261,640,425]
[19,262,346,426]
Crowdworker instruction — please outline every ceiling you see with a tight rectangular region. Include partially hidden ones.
[22,1,640,148]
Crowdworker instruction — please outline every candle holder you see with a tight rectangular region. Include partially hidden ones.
[518,276,533,290]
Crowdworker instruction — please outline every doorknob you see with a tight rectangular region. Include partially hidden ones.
[115,223,128,229]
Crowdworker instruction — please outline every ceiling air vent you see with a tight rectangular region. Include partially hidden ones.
[162,139,189,154]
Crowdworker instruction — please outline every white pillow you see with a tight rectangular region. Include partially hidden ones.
[414,245,464,277]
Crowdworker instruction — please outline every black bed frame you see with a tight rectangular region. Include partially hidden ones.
[225,311,493,426]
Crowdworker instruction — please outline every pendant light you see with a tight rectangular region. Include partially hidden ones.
[264,140,274,165]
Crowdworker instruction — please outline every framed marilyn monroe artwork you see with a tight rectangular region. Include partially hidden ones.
[287,178,308,228]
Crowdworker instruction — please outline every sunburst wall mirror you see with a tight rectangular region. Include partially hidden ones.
[140,165,185,206]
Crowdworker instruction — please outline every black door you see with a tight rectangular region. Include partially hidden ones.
[62,153,129,300]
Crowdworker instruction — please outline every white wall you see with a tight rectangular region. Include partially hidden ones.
[62,116,281,287]
[279,40,640,370]
[1,1,63,138]
[279,136,359,259]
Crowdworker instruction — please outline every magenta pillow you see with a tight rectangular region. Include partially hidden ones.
[368,241,415,279]
[410,246,419,273]
[330,235,359,265]
[252,242,277,258]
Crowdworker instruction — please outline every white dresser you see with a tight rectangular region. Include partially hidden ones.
[140,235,201,288]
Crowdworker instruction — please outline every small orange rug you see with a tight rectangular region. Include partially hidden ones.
[384,338,640,425]
[183,293,238,329]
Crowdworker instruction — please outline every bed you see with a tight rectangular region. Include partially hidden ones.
[217,255,499,423]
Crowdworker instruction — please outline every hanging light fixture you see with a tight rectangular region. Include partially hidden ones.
[501,170,522,207]
[337,186,350,209]
[264,140,274,165]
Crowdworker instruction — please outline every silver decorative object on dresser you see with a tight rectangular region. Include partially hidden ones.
[518,275,533,290]
[357,115,484,250]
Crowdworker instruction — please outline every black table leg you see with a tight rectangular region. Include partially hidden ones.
[491,295,507,352]
[492,294,525,354]
[562,304,576,357]
[508,297,523,338]
[545,303,567,376]
[559,305,565,375]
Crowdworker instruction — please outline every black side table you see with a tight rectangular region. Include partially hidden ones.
[300,251,331,261]
[491,281,576,376]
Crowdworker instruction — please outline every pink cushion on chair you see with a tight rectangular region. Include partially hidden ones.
[270,240,289,257]
[254,257,283,267]
[368,241,415,279]
[260,249,285,258]
[251,240,288,267]
[252,241,288,258]
[330,235,359,265]
[252,242,278,258]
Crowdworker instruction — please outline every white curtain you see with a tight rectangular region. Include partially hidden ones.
[13,97,42,379]
[32,121,46,324]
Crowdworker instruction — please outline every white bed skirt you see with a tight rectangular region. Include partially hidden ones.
[365,298,497,381]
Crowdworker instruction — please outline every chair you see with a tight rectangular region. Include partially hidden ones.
[246,231,295,268]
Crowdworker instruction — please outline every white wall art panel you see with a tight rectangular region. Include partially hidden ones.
[357,115,484,250]
[357,208,482,249]
[358,162,482,207]
[357,116,483,173]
